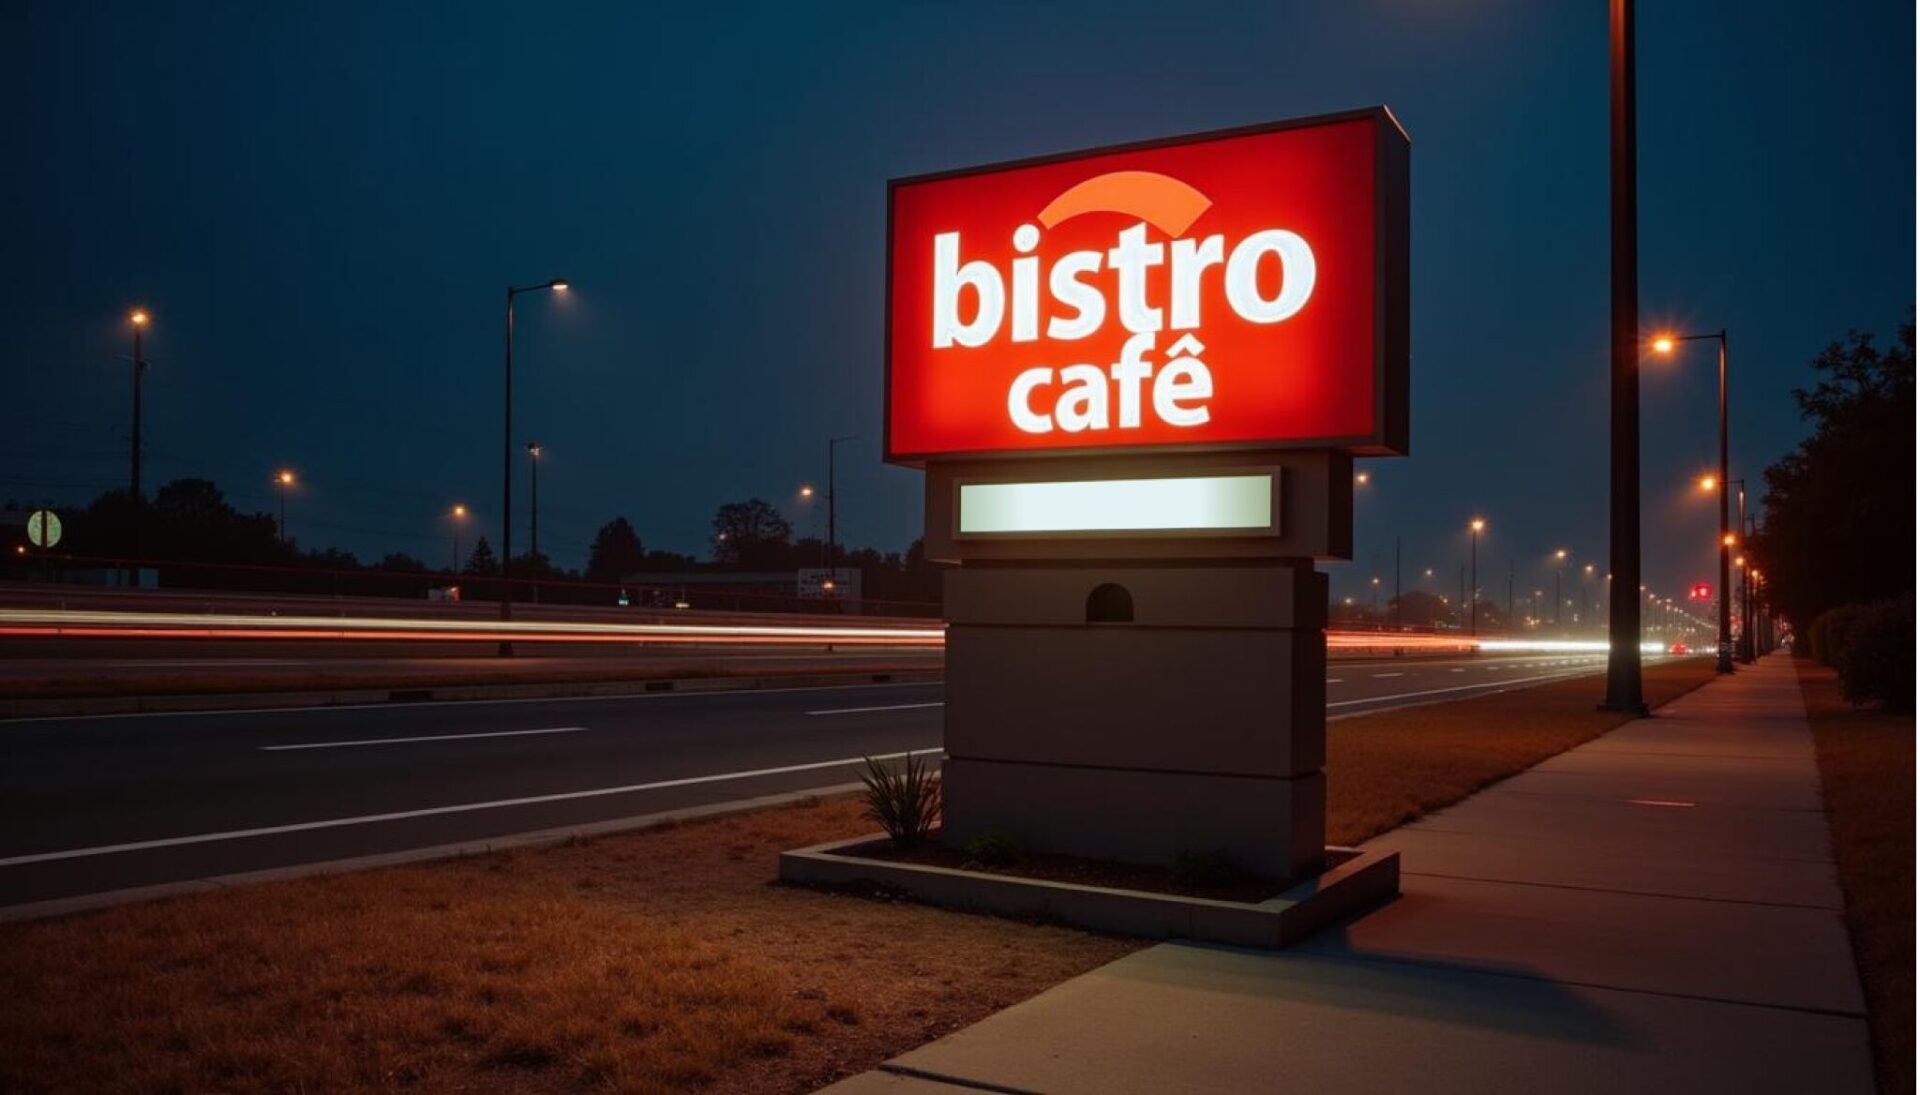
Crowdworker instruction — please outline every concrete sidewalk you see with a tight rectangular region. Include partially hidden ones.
[825,655,1874,1093]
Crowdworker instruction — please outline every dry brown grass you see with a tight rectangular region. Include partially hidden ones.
[1797,658,1915,1095]
[0,801,1135,1094]
[1326,658,1717,845]
[0,659,1718,1093]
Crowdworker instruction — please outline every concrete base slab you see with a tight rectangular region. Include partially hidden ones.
[940,757,1326,878]
[879,944,1873,1095]
[779,833,1398,948]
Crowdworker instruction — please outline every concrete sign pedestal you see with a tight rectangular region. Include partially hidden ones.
[941,562,1328,879]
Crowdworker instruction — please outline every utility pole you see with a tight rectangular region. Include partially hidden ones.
[1603,0,1647,712]
[826,435,859,602]
[526,442,542,604]
[127,309,150,588]
[1392,536,1402,628]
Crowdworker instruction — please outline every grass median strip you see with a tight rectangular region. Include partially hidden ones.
[0,658,1717,1092]
[1326,657,1716,846]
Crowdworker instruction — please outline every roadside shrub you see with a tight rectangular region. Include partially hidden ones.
[1169,850,1242,888]
[962,830,1021,868]
[1835,596,1915,712]
[858,754,940,849]
[1809,603,1870,667]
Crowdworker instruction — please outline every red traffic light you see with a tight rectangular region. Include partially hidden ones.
[1688,582,1713,601]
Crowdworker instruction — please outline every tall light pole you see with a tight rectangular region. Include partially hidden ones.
[1657,329,1733,673]
[500,278,568,655]
[274,469,296,544]
[826,434,859,599]
[526,442,543,604]
[1393,535,1402,629]
[1603,0,1646,713]
[1552,548,1569,632]
[449,503,468,575]
[126,309,150,588]
[1468,517,1485,636]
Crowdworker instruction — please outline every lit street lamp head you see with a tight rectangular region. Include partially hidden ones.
[276,469,295,486]
[1651,335,1676,354]
[1470,517,1486,533]
[1698,474,1717,491]
[548,279,569,291]
[129,309,150,327]
[451,504,467,519]
[1355,471,1370,485]
[799,484,815,499]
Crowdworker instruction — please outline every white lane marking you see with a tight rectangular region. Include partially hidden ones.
[1325,678,1344,684]
[805,702,945,716]
[261,726,589,752]
[1329,668,1598,708]
[0,748,946,869]
[1450,668,1466,673]
[0,679,940,725]
[1371,672,1405,679]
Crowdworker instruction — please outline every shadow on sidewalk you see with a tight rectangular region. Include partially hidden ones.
[1121,932,1639,1050]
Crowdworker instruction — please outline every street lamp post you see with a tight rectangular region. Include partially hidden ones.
[1552,548,1568,632]
[1656,329,1733,673]
[127,309,150,588]
[500,278,568,655]
[1724,478,1751,663]
[526,442,542,604]
[450,503,468,575]
[1468,517,1485,636]
[826,434,859,602]
[274,469,296,543]
[1603,0,1647,713]
[1582,563,1596,630]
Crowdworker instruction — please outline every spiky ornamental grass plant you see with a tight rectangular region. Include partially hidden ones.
[859,754,941,849]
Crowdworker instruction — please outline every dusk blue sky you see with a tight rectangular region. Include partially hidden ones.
[5,1,1912,609]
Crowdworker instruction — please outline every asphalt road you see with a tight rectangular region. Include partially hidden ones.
[0,652,1617,909]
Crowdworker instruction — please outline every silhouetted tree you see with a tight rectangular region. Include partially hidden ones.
[463,537,499,576]
[1753,321,1916,631]
[711,498,792,570]
[586,517,647,582]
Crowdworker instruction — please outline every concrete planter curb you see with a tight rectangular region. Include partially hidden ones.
[779,834,1399,947]
[0,669,944,720]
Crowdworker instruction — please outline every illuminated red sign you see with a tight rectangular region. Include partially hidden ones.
[886,108,1408,465]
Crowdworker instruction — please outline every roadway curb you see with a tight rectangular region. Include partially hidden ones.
[0,669,944,720]
[0,782,869,924]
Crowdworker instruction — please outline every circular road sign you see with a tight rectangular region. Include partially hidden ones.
[26,509,60,549]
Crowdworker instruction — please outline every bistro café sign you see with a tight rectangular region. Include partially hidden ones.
[886,108,1408,466]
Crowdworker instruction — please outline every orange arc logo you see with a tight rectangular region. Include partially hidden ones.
[1036,171,1213,237]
